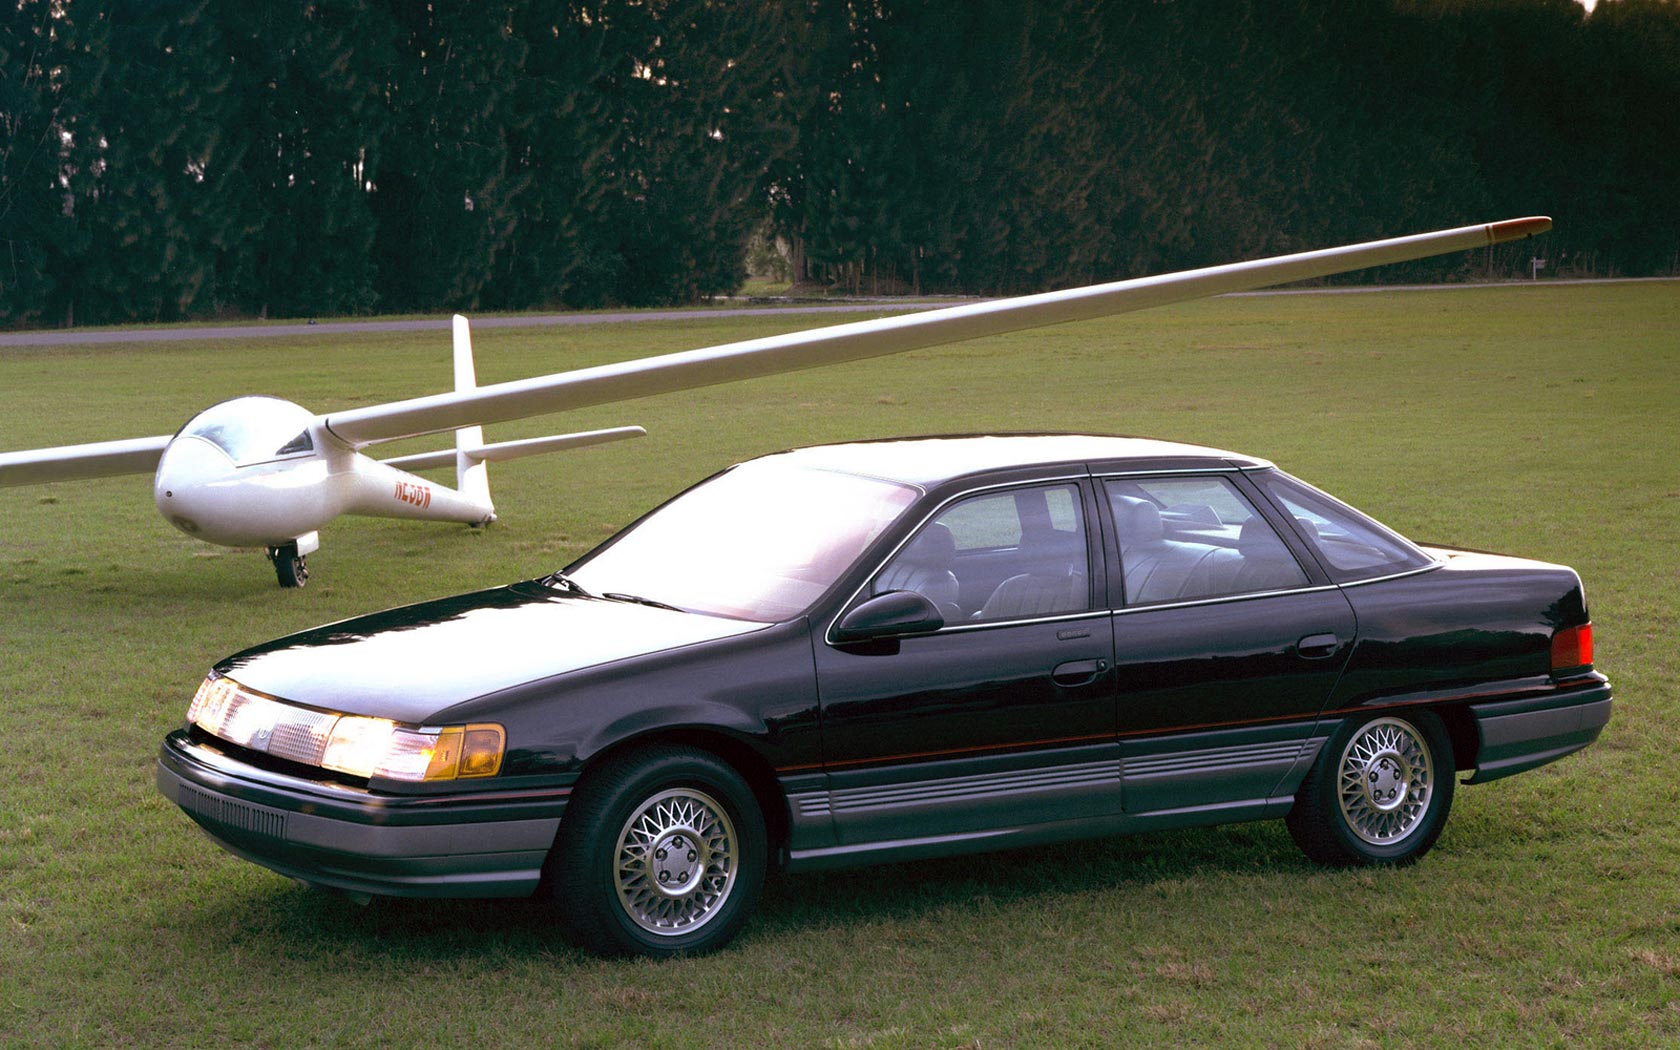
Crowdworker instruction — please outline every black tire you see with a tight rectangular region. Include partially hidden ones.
[547,746,766,958]
[270,545,308,588]
[1286,711,1454,867]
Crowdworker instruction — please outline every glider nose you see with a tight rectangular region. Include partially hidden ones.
[153,432,339,547]
[154,436,236,539]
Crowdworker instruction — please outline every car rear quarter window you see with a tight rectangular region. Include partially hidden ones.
[1254,472,1434,582]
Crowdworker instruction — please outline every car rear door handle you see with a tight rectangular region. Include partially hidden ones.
[1052,659,1108,687]
[1297,632,1341,659]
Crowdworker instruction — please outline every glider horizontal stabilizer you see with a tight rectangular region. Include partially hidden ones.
[380,426,647,472]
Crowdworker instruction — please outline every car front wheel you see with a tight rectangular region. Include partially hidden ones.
[1286,712,1454,867]
[548,746,766,957]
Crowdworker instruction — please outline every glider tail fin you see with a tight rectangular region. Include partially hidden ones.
[452,315,494,521]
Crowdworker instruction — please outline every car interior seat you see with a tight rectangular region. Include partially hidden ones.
[875,522,962,619]
[1112,494,1239,604]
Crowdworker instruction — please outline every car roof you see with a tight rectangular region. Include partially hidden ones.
[755,434,1270,488]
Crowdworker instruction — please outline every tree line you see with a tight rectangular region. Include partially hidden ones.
[2,0,1676,327]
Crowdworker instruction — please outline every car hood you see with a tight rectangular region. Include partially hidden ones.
[216,582,767,723]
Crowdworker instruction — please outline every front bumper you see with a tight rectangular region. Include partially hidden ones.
[157,729,568,899]
[1464,676,1613,784]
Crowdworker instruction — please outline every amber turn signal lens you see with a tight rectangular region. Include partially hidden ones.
[1550,623,1593,673]
[458,725,506,778]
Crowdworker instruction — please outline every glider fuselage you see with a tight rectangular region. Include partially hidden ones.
[152,397,492,549]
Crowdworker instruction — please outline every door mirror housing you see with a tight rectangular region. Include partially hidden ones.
[832,591,945,644]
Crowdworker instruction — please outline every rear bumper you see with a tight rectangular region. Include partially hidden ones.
[157,730,568,899]
[1464,677,1612,784]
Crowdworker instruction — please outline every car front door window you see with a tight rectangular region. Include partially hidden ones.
[873,483,1092,624]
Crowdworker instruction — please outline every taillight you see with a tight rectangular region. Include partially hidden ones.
[1551,623,1593,673]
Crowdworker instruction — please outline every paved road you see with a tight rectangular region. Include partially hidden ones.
[1225,276,1676,297]
[3,278,1669,348]
[0,302,942,347]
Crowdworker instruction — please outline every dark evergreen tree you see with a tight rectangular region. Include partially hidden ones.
[591,0,803,304]
[56,1,237,324]
[0,1,89,326]
[477,2,619,309]
[368,2,532,313]
[4,0,1679,327]
[1573,0,1680,275]
[213,1,395,317]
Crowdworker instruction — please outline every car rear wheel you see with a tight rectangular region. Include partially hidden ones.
[548,746,765,957]
[1286,712,1454,867]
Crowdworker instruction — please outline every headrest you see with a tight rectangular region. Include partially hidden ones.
[1238,516,1276,550]
[1112,494,1163,545]
[903,521,956,564]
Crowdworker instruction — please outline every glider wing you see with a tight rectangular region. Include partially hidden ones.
[0,217,1552,481]
[321,218,1552,448]
[0,434,172,487]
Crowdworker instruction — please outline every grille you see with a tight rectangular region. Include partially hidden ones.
[178,784,288,840]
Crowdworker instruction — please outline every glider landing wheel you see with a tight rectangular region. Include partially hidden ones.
[268,543,309,588]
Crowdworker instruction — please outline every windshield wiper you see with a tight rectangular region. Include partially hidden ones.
[540,574,678,611]
[602,591,683,612]
[539,571,592,596]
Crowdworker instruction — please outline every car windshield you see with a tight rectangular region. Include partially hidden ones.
[568,460,919,622]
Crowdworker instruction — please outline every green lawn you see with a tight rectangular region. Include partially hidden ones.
[2,282,1677,1047]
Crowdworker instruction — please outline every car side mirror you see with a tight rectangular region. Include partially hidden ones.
[832,591,945,644]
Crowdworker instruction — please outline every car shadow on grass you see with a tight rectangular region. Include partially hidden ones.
[175,820,1312,965]
[753,820,1311,936]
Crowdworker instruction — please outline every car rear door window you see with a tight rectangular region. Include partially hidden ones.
[1105,475,1309,605]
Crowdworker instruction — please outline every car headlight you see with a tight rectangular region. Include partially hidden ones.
[369,723,506,781]
[321,715,399,779]
[188,674,504,783]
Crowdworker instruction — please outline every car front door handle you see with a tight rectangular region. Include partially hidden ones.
[1297,632,1341,659]
[1052,658,1108,687]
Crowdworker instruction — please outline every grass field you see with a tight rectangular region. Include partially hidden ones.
[2,282,1677,1048]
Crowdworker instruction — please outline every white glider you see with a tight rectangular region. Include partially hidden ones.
[0,216,1551,587]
